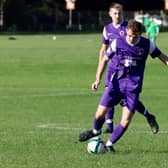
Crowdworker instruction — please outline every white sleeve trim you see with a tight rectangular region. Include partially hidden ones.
[103,27,108,40]
[149,40,156,54]
[111,39,117,52]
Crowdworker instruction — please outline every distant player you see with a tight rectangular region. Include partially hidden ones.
[143,13,151,34]
[146,16,159,42]
[99,2,159,134]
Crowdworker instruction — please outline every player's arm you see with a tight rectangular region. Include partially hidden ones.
[158,53,168,66]
[92,39,116,91]
[92,55,109,91]
[99,44,109,62]
[146,25,151,35]
[149,41,168,66]
[156,24,159,35]
[99,26,109,62]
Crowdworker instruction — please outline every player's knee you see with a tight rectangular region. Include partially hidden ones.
[95,105,108,120]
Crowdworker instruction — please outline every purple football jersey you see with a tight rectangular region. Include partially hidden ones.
[106,36,162,93]
[102,21,128,86]
[100,36,161,112]
[102,21,128,45]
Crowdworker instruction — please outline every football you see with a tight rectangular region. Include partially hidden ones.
[52,36,57,40]
[87,137,107,154]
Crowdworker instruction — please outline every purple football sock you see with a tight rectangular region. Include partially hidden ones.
[109,123,127,144]
[93,117,105,131]
[136,101,151,119]
[105,107,114,132]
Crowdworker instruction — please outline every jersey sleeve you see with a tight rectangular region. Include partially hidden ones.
[102,27,109,45]
[149,40,162,58]
[105,39,117,58]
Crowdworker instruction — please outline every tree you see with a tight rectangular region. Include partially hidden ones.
[4,0,27,30]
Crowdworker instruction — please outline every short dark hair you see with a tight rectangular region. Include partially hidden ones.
[109,2,123,10]
[110,0,125,6]
[127,20,143,33]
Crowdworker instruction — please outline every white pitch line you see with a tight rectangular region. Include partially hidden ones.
[37,124,85,130]
[37,124,168,134]
[0,91,101,99]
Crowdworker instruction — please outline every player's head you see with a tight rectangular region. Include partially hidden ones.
[109,2,123,25]
[126,20,143,45]
[150,16,155,22]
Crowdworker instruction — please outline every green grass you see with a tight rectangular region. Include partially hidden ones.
[0,33,168,168]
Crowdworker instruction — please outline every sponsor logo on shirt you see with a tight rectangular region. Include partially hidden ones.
[107,33,113,36]
[124,59,137,67]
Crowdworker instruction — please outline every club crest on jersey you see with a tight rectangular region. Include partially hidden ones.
[119,30,125,36]
[138,48,144,55]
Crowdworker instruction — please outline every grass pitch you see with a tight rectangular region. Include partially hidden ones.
[0,32,168,168]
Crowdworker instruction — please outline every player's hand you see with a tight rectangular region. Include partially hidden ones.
[91,80,100,91]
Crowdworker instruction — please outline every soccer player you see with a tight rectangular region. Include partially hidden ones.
[78,20,168,151]
[146,16,159,42]
[143,13,151,35]
[99,2,159,134]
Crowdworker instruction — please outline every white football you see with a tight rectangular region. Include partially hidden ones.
[87,137,107,154]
